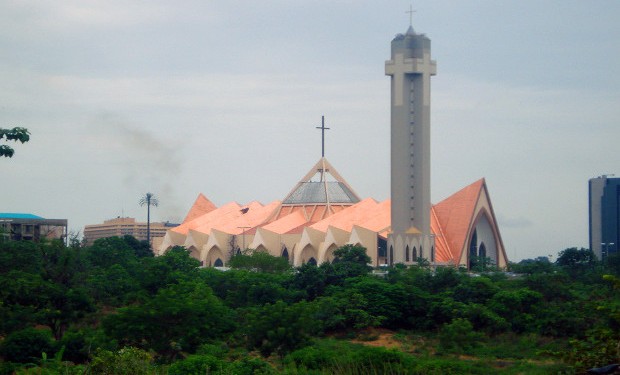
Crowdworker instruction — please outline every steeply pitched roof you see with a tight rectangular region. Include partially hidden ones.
[282,157,360,205]
[432,179,485,263]
[183,194,217,223]
[310,198,380,233]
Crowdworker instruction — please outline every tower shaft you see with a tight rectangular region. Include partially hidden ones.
[385,27,436,263]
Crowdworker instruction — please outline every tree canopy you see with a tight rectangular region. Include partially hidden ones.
[0,241,618,373]
[0,127,30,158]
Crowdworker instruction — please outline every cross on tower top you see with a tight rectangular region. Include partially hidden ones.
[315,115,330,158]
[406,5,416,27]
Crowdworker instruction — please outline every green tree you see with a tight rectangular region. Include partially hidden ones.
[140,246,201,294]
[510,256,555,274]
[469,255,496,272]
[330,244,372,280]
[438,318,484,353]
[89,347,155,375]
[452,276,500,304]
[229,250,291,273]
[139,192,159,247]
[121,235,153,258]
[344,277,407,329]
[0,240,43,274]
[556,247,596,270]
[0,327,53,363]
[0,127,30,158]
[103,280,234,360]
[243,300,321,357]
[314,293,383,331]
[86,237,140,271]
[489,288,543,333]
[289,262,330,300]
[168,354,226,375]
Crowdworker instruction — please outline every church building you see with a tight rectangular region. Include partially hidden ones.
[155,24,508,269]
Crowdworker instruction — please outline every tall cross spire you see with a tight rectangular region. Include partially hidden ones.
[315,115,330,158]
[406,5,416,27]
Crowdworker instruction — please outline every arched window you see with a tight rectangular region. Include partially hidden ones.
[282,247,289,260]
[307,257,317,266]
[214,258,224,267]
[389,246,394,266]
[413,246,417,260]
[405,245,410,262]
[469,229,478,258]
[469,229,478,269]
[479,242,486,258]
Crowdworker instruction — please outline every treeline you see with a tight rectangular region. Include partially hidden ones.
[0,237,619,374]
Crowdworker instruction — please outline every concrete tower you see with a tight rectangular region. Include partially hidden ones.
[385,25,436,264]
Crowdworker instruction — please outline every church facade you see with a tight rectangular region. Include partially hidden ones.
[155,25,508,269]
[155,161,507,269]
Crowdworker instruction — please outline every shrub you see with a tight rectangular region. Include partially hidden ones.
[0,327,54,363]
[284,339,416,373]
[89,346,154,375]
[438,318,484,353]
[168,354,225,375]
[58,328,114,364]
[229,357,274,375]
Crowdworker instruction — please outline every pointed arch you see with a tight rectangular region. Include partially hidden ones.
[412,246,417,261]
[324,243,339,263]
[300,244,318,266]
[479,242,486,258]
[205,246,225,269]
[281,246,289,260]
[214,258,224,267]
[405,245,410,262]
[470,209,499,266]
[187,245,201,261]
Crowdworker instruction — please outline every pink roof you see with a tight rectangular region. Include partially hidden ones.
[432,179,486,263]
[310,198,380,232]
[211,200,281,234]
[183,193,217,223]
[172,201,242,235]
[172,176,498,267]
[262,210,309,234]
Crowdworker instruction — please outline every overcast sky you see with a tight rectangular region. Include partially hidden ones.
[2,1,619,261]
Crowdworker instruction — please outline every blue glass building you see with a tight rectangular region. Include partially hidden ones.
[589,175,620,259]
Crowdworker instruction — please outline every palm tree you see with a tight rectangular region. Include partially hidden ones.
[139,192,159,247]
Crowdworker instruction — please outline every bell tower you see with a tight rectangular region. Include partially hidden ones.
[385,24,436,264]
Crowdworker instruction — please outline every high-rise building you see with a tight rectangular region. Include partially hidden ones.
[589,175,620,259]
[83,217,178,246]
[385,25,436,264]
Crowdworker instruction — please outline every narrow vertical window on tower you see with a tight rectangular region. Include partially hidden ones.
[386,23,436,265]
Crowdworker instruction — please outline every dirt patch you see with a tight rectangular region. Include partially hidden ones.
[350,328,405,350]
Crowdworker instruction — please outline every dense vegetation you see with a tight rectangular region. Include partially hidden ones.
[0,237,619,374]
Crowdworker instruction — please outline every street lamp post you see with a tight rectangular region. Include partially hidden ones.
[238,226,250,251]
